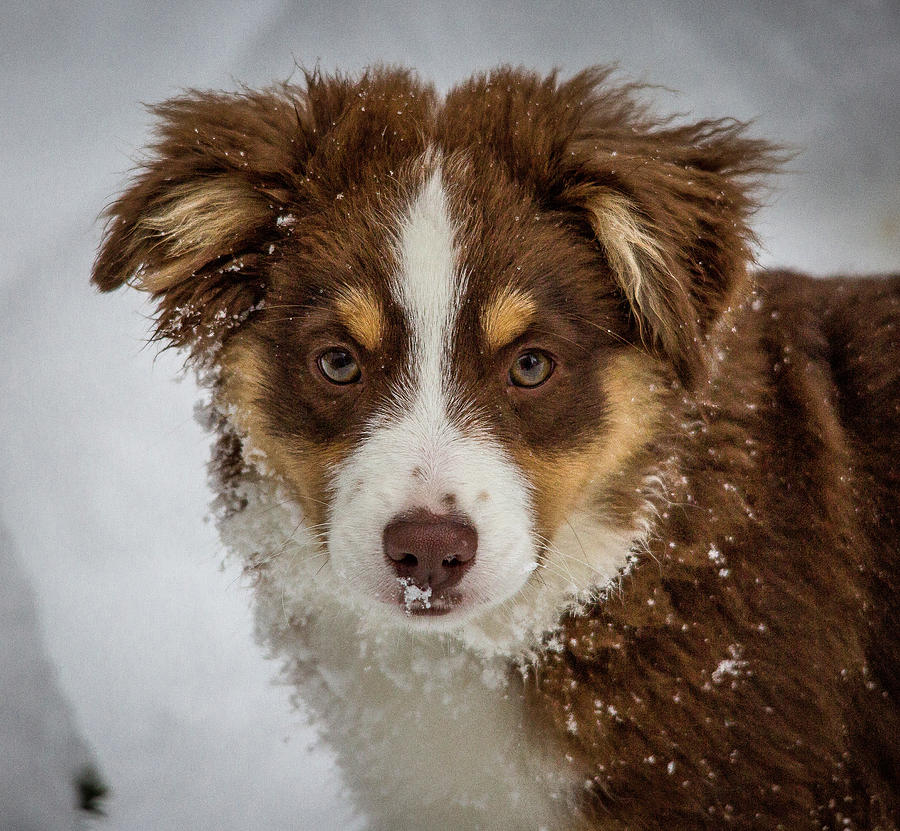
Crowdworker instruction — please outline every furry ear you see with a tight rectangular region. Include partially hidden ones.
[92,88,310,356]
[564,107,779,386]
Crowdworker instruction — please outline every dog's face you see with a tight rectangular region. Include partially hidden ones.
[221,158,646,626]
[93,68,771,630]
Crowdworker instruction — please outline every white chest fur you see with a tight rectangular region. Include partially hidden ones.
[216,474,582,830]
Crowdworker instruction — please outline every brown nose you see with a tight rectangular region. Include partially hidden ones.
[383,511,477,592]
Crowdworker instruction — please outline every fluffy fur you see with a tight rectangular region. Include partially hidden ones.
[94,67,899,829]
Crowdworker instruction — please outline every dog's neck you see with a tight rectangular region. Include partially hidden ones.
[210,464,592,826]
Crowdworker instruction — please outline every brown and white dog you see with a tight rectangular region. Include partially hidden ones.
[93,67,899,829]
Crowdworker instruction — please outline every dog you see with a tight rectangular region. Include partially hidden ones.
[92,67,898,829]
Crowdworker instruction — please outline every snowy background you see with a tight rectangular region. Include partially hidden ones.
[2,1,898,828]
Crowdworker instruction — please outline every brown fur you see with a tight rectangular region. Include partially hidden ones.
[93,67,899,829]
[531,272,900,829]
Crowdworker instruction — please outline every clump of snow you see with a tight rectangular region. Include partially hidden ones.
[712,644,748,685]
[399,578,432,612]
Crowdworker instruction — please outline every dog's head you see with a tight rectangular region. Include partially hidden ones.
[94,67,773,632]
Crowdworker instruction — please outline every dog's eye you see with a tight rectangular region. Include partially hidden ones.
[509,350,554,388]
[317,348,361,384]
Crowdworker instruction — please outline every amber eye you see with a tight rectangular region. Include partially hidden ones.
[509,350,554,388]
[317,348,361,384]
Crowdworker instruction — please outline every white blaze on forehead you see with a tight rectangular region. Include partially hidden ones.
[393,164,464,407]
[324,160,536,629]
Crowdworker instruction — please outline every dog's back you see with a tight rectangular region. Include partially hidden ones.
[814,273,900,804]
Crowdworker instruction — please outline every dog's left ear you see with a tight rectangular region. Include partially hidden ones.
[92,89,307,355]
[564,118,778,386]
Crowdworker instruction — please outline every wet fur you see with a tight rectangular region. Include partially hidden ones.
[94,67,899,829]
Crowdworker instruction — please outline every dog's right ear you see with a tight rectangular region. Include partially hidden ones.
[92,88,310,354]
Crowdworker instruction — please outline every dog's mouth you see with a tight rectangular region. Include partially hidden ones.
[395,578,464,617]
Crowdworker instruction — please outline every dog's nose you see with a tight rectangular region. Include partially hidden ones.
[383,511,477,592]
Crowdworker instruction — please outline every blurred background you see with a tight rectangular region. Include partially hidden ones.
[1,1,898,828]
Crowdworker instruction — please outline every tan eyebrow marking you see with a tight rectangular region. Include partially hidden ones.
[481,286,536,351]
[334,285,385,351]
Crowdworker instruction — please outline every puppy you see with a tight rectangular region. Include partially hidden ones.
[93,67,899,829]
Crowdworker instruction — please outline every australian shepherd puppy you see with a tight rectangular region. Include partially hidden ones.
[93,67,898,829]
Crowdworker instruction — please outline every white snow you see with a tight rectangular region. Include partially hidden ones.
[712,644,749,685]
[0,525,102,830]
[399,578,433,612]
